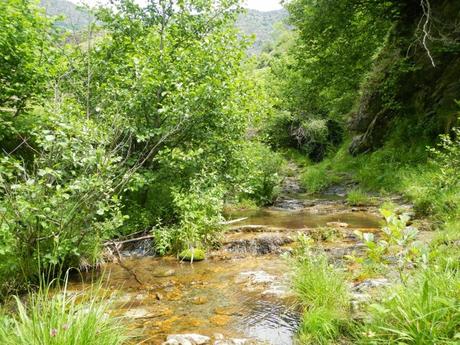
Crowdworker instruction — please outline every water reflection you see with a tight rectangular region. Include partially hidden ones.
[226,208,382,229]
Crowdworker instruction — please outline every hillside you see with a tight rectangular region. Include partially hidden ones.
[38,0,287,53]
[40,0,91,30]
[236,9,288,54]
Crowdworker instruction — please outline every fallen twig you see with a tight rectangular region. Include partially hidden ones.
[104,235,155,246]
[219,217,248,225]
[109,240,143,285]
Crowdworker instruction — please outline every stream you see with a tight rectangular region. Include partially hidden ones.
[68,174,384,345]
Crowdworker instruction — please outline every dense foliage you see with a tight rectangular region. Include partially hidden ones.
[0,0,282,294]
[1,0,459,344]
[258,0,395,160]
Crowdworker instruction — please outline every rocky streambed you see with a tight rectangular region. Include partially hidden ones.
[68,173,415,345]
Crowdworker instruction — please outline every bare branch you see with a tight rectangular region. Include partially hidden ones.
[420,0,436,67]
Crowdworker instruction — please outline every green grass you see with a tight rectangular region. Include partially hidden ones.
[359,268,460,344]
[301,162,343,193]
[0,278,128,345]
[346,189,371,206]
[308,227,340,242]
[293,252,351,344]
[280,148,311,168]
[298,140,460,220]
[429,220,460,272]
[292,128,460,344]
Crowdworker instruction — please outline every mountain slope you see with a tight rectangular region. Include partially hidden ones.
[38,0,288,53]
[40,0,91,30]
[237,9,288,54]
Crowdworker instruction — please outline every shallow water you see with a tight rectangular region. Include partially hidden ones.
[226,208,382,230]
[70,256,300,345]
[69,200,381,344]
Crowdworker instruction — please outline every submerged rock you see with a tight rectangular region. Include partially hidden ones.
[153,268,176,277]
[273,197,306,210]
[163,334,211,345]
[123,308,155,319]
[214,339,262,345]
[210,314,231,326]
[237,270,275,285]
[225,236,294,255]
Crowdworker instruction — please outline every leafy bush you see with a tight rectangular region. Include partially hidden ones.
[0,0,58,115]
[0,0,272,294]
[353,209,427,282]
[0,106,125,295]
[0,279,128,345]
[154,178,224,254]
[237,142,285,205]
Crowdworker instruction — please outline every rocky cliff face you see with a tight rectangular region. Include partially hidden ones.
[349,0,460,155]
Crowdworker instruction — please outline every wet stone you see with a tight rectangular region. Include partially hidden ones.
[210,314,232,326]
[214,306,242,316]
[163,334,211,345]
[124,308,155,319]
[273,198,306,210]
[237,271,275,285]
[214,339,264,345]
[353,278,390,292]
[154,269,176,277]
[192,296,208,305]
[323,184,349,197]
[225,236,294,255]
[326,221,349,228]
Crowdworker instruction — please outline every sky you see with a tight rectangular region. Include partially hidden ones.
[244,0,282,11]
[68,0,283,12]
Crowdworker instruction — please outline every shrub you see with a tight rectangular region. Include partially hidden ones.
[237,142,285,205]
[353,209,427,282]
[0,107,125,296]
[153,178,225,254]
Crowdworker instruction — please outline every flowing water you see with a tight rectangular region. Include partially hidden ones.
[69,188,383,345]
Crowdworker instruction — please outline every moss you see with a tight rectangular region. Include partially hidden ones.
[178,248,205,262]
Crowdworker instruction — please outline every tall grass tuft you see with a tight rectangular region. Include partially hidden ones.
[293,249,351,344]
[0,276,128,345]
[359,268,460,344]
[346,189,371,206]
